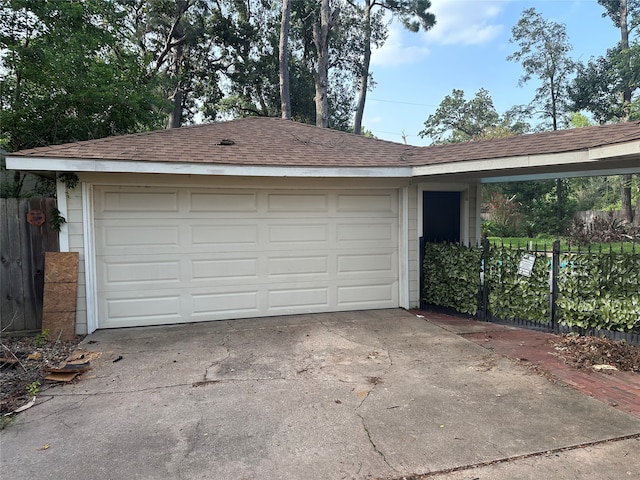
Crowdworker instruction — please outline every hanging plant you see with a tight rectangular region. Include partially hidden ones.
[50,207,67,231]
[58,172,79,190]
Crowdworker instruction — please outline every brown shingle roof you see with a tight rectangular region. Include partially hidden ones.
[416,121,640,165]
[9,117,640,168]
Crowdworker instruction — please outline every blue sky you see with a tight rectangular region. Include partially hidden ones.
[364,0,621,145]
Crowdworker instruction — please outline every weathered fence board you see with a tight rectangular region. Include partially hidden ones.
[0,197,59,335]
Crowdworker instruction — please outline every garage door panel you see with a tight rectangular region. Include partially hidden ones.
[267,193,329,212]
[267,255,329,277]
[267,224,328,244]
[336,193,396,213]
[336,222,396,243]
[189,192,257,212]
[337,252,395,275]
[337,283,397,306]
[103,294,182,327]
[191,291,259,318]
[191,257,258,281]
[94,186,400,328]
[101,258,181,286]
[100,224,180,249]
[268,287,329,309]
[191,224,259,247]
[98,190,179,214]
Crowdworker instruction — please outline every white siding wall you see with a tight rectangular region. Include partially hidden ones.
[66,183,87,334]
[468,183,481,246]
[407,185,419,308]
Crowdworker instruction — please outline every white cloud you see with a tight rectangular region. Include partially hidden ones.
[427,0,508,45]
[370,0,511,68]
[371,22,431,67]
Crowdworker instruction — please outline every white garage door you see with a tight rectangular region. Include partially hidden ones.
[94,186,399,328]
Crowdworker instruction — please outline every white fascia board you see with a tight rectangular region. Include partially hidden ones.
[410,151,589,177]
[5,156,412,178]
[589,140,640,160]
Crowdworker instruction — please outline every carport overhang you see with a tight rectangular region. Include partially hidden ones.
[410,139,640,183]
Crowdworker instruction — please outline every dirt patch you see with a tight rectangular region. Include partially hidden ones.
[1,335,84,416]
[554,334,640,373]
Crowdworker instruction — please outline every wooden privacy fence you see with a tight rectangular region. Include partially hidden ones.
[1,197,59,335]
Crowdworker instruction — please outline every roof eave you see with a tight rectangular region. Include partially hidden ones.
[411,140,640,181]
[5,156,413,178]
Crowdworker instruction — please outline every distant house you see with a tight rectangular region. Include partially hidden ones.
[7,118,640,333]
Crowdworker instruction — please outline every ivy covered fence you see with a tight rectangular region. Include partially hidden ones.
[421,240,640,342]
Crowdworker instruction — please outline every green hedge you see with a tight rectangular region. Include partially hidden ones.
[485,244,551,324]
[423,243,481,315]
[557,252,640,332]
[422,241,639,333]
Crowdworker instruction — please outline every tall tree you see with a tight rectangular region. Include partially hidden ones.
[601,0,639,224]
[0,0,168,151]
[418,89,529,144]
[352,0,435,135]
[507,8,577,225]
[117,0,235,127]
[571,0,640,224]
[507,8,576,130]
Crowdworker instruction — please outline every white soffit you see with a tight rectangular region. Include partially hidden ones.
[481,166,640,183]
[5,156,412,178]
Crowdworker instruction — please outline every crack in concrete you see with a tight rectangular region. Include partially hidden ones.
[203,335,231,382]
[18,395,90,425]
[355,382,397,473]
[384,433,640,480]
[359,411,396,472]
[45,374,366,399]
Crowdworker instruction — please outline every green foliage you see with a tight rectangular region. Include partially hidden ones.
[570,44,640,122]
[0,0,169,151]
[485,244,551,324]
[31,329,49,347]
[568,112,593,128]
[58,172,79,191]
[425,239,639,333]
[26,381,40,397]
[507,8,576,130]
[423,243,481,315]
[557,251,640,332]
[419,88,529,143]
[483,192,523,237]
[50,207,66,232]
[483,179,571,236]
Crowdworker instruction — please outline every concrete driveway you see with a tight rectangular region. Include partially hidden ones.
[2,309,639,479]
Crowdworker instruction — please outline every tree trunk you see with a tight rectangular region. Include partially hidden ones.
[279,0,291,120]
[353,1,372,135]
[634,189,640,227]
[167,88,183,129]
[166,7,185,129]
[621,174,633,223]
[618,0,634,222]
[556,178,564,230]
[313,0,336,128]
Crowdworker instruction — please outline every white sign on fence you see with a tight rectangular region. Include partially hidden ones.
[518,254,536,277]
